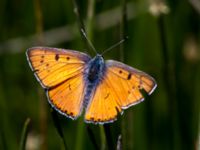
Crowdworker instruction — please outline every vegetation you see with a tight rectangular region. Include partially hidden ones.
[0,0,199,149]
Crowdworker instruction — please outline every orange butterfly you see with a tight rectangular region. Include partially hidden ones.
[26,47,157,124]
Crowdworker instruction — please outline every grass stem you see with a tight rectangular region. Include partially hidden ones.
[100,125,106,150]
[120,0,130,149]
[19,118,31,150]
[86,126,100,150]
[51,109,68,150]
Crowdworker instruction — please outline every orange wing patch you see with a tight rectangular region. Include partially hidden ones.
[85,80,122,124]
[48,74,85,118]
[108,66,155,93]
[26,47,89,88]
[106,63,157,108]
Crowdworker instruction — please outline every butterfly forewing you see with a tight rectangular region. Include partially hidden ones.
[26,47,91,88]
[27,47,91,118]
[108,67,155,94]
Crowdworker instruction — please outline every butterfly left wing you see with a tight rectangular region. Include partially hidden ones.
[85,60,157,124]
[26,47,91,119]
[47,73,85,119]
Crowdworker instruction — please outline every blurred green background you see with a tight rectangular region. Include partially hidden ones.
[0,0,199,150]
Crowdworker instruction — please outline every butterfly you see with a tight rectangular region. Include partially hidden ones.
[26,47,157,124]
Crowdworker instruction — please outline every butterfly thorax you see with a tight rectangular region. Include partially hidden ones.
[85,54,105,83]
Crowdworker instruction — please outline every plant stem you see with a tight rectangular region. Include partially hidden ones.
[86,0,95,40]
[34,0,47,149]
[158,14,176,150]
[51,109,68,150]
[75,119,85,150]
[103,124,114,150]
[120,0,129,149]
[71,0,85,32]
[86,125,100,150]
[120,0,128,62]
[34,0,44,44]
[100,125,106,150]
[19,118,31,150]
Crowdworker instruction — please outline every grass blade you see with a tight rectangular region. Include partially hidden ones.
[19,118,31,150]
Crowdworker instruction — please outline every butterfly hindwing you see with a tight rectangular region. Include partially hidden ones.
[27,47,91,118]
[85,79,122,124]
[47,73,85,119]
[85,60,157,123]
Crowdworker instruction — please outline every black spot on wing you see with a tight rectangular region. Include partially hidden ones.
[119,70,123,74]
[66,57,70,60]
[69,112,74,116]
[127,73,132,80]
[55,54,59,61]
[63,110,75,117]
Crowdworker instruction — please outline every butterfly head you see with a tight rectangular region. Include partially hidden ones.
[93,54,104,63]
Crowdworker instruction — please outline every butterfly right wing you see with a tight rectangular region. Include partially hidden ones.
[26,47,91,119]
[85,60,157,124]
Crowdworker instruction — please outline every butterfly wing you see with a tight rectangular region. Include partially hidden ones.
[47,73,85,119]
[85,60,157,124]
[26,47,91,119]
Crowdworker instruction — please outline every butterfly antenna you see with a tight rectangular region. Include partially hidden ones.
[81,29,97,54]
[101,36,128,56]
